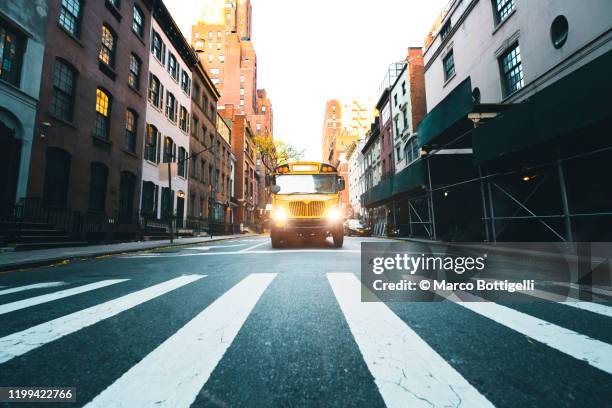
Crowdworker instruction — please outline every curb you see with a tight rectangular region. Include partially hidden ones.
[0,234,260,273]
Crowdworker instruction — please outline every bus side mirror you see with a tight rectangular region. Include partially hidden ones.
[271,185,281,194]
[337,177,346,191]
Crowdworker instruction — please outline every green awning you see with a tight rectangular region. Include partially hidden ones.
[362,160,426,207]
[473,50,612,164]
[418,77,473,148]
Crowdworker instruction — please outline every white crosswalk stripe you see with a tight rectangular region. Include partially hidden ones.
[327,273,494,408]
[433,285,612,375]
[0,282,66,296]
[85,273,276,408]
[476,277,612,318]
[0,275,205,364]
[0,279,129,316]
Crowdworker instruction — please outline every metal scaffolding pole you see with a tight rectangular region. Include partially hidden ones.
[557,158,574,242]
[426,159,437,240]
[478,166,490,242]
[486,177,497,243]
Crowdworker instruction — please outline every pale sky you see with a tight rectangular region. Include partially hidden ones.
[167,0,449,160]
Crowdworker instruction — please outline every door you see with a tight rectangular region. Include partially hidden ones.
[176,195,185,228]
[0,121,20,212]
[118,172,136,223]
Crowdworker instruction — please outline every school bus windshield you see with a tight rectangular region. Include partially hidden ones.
[274,174,337,195]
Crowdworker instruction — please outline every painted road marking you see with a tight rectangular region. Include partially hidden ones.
[435,286,612,375]
[0,282,67,296]
[239,241,270,252]
[327,273,494,408]
[476,277,612,319]
[85,273,276,408]
[0,275,205,364]
[0,279,128,316]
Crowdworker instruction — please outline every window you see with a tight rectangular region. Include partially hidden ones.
[0,22,24,86]
[192,116,199,138]
[200,159,206,182]
[262,105,266,112]
[393,94,398,106]
[440,20,452,40]
[128,54,141,89]
[167,53,178,80]
[402,107,408,129]
[94,88,111,140]
[88,162,108,211]
[148,74,162,108]
[193,83,201,102]
[210,68,220,75]
[219,55,225,63]
[163,137,175,163]
[179,106,189,132]
[401,81,406,95]
[132,5,144,37]
[404,137,420,165]
[151,30,164,62]
[178,147,186,177]
[550,15,569,49]
[144,124,159,162]
[190,152,197,178]
[493,0,515,24]
[50,59,76,121]
[240,75,245,82]
[125,109,137,153]
[240,88,245,96]
[166,92,177,121]
[59,0,82,36]
[208,54,213,62]
[99,25,116,67]
[180,70,191,94]
[119,172,136,222]
[443,50,455,81]
[499,43,524,96]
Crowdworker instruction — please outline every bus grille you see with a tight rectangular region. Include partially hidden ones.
[288,201,325,217]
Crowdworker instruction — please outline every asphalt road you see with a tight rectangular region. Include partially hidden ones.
[0,235,611,407]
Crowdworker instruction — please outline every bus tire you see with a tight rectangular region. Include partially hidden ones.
[332,229,344,248]
[271,232,283,248]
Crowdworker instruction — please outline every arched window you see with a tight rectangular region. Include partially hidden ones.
[94,88,112,140]
[128,54,141,90]
[125,109,138,153]
[43,147,71,207]
[99,24,117,67]
[88,162,108,211]
[50,59,77,121]
[144,124,159,162]
[163,136,175,163]
[148,74,161,107]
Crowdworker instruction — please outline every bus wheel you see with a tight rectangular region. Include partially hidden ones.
[271,232,283,248]
[332,230,344,248]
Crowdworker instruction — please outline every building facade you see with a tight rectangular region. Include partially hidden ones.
[0,0,48,210]
[141,2,194,228]
[346,139,365,219]
[219,104,256,225]
[410,0,612,241]
[28,0,152,226]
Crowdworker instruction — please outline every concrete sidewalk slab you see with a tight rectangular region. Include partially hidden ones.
[0,234,259,272]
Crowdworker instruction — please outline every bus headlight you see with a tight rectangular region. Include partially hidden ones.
[272,208,288,222]
[327,207,341,222]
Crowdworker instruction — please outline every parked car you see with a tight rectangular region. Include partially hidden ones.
[344,219,371,237]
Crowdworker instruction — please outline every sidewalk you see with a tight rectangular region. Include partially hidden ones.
[0,234,258,272]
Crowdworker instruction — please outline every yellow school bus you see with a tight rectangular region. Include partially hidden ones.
[269,162,345,248]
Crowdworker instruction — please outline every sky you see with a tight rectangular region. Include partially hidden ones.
[167,0,449,160]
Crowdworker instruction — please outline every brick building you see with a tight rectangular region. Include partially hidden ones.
[187,60,233,231]
[219,104,256,225]
[28,0,152,225]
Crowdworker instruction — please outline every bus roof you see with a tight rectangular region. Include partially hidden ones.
[274,162,338,174]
